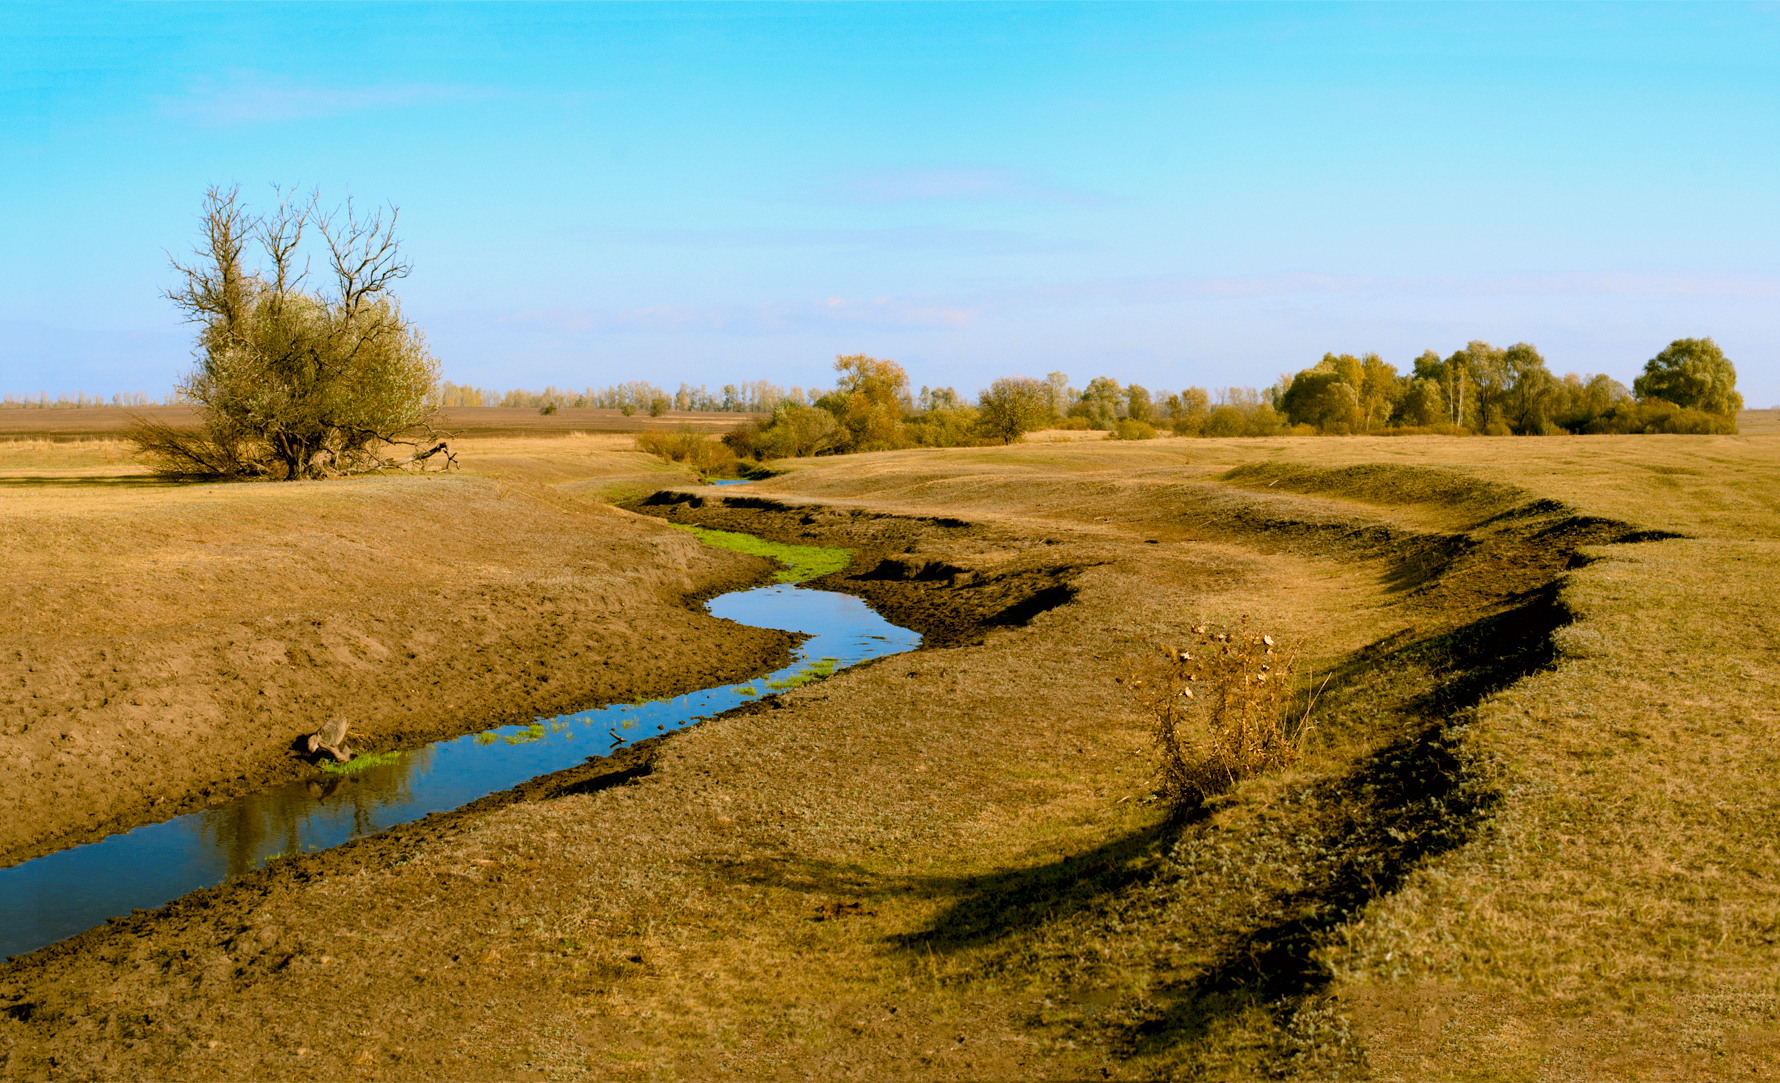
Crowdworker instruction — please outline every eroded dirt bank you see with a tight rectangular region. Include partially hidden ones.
[0,473,793,867]
[2,437,1777,1081]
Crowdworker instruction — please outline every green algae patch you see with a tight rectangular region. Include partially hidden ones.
[318,750,403,776]
[669,524,851,583]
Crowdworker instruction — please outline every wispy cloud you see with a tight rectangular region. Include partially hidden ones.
[594,225,1094,257]
[158,70,501,126]
[1016,270,1780,305]
[822,166,1106,206]
[482,269,1776,349]
[790,295,976,330]
[503,293,976,336]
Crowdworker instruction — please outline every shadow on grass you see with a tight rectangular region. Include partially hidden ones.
[1108,585,1568,1065]
[0,475,183,489]
[713,584,1574,1072]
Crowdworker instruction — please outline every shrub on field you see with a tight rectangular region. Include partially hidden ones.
[977,376,1052,443]
[903,406,984,448]
[1196,403,1286,437]
[133,185,443,480]
[1138,625,1314,814]
[636,425,739,476]
[1110,418,1157,440]
[1584,398,1739,435]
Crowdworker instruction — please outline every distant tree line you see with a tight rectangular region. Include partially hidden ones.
[1274,337,1743,436]
[703,337,1748,468]
[438,380,813,416]
[719,355,1264,459]
[2,392,183,409]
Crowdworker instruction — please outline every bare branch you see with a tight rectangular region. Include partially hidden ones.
[165,185,256,327]
[320,198,410,319]
[258,185,318,307]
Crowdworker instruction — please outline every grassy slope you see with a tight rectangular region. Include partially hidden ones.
[743,432,1780,1078]
[0,431,1774,1080]
[0,436,787,865]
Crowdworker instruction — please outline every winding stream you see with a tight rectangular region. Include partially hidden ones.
[0,568,918,962]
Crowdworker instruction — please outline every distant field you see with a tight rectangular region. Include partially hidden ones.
[1738,406,1780,433]
[0,404,762,441]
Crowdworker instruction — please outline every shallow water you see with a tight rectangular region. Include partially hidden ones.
[0,583,918,961]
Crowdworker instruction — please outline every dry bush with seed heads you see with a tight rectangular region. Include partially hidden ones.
[1136,622,1316,813]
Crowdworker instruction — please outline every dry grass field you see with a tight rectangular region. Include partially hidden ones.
[0,427,1775,1080]
[0,435,789,865]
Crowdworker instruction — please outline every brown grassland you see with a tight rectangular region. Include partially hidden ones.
[0,417,1776,1080]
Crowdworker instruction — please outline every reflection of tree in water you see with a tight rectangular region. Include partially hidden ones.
[196,748,434,876]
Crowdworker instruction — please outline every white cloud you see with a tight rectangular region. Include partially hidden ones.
[499,293,975,336]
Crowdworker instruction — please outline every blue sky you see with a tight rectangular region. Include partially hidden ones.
[5,2,1778,404]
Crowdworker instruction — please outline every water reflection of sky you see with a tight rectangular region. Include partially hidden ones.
[0,584,918,961]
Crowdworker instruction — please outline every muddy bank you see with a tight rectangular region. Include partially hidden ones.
[0,474,794,868]
[2,441,1764,1081]
[631,490,1099,648]
[0,467,1516,1081]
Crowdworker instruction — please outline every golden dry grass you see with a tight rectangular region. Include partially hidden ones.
[1,429,1776,1079]
[0,435,782,865]
[731,430,1780,1077]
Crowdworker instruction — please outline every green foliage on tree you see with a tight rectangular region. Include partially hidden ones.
[1281,367,1361,433]
[1498,343,1559,434]
[1633,338,1743,416]
[1071,376,1124,430]
[1265,337,1734,436]
[977,376,1053,444]
[816,354,911,452]
[1168,387,1212,435]
[726,404,842,460]
[1126,383,1153,424]
[133,185,441,479]
[1044,371,1071,417]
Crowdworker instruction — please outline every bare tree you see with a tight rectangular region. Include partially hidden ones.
[132,185,446,480]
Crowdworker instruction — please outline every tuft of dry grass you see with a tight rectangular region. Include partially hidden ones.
[1141,624,1313,812]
